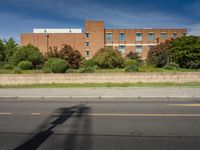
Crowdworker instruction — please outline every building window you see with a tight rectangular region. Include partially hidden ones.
[161,32,168,39]
[85,33,90,38]
[106,33,113,41]
[136,33,142,41]
[136,45,142,54]
[85,42,90,47]
[118,45,125,53]
[173,32,177,38]
[85,50,90,57]
[148,33,155,42]
[119,33,125,41]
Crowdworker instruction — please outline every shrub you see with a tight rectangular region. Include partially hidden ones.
[79,67,95,73]
[18,61,33,70]
[125,59,139,72]
[44,58,58,68]
[65,68,79,73]
[13,67,22,74]
[94,47,124,69]
[163,62,180,70]
[12,44,41,67]
[50,58,68,73]
[126,51,142,62]
[3,64,14,70]
[186,61,200,69]
[42,67,52,73]
[82,58,97,67]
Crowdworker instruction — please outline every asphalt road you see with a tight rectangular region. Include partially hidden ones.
[0,99,200,150]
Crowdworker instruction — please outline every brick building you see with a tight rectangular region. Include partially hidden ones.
[21,20,187,59]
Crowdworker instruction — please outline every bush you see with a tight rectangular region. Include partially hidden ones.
[126,51,142,62]
[3,64,14,70]
[65,68,79,73]
[50,58,68,73]
[12,44,41,67]
[42,67,52,73]
[79,67,95,73]
[125,59,139,72]
[18,61,33,70]
[186,61,200,69]
[44,58,58,68]
[163,62,180,70]
[82,58,96,67]
[13,67,22,74]
[94,47,124,69]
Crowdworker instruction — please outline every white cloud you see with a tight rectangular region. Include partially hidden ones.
[188,23,200,36]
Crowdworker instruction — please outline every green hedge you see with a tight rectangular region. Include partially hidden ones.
[18,61,33,70]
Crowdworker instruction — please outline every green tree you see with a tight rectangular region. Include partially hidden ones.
[94,47,124,69]
[0,39,5,63]
[4,38,18,62]
[170,36,200,68]
[12,44,41,67]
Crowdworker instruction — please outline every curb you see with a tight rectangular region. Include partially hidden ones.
[0,96,199,101]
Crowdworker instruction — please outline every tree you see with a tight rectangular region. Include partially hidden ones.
[147,39,172,67]
[126,51,143,64]
[170,36,200,68]
[0,39,5,63]
[12,44,41,67]
[58,45,82,69]
[4,38,18,62]
[94,47,124,69]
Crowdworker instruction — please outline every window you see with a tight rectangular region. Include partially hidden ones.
[106,33,113,41]
[119,33,125,41]
[148,33,155,42]
[136,46,142,54]
[118,45,125,53]
[136,33,142,41]
[183,32,186,36]
[85,42,90,47]
[85,50,90,57]
[173,32,177,38]
[85,33,90,38]
[161,32,168,39]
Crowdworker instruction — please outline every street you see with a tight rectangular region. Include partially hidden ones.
[0,99,200,150]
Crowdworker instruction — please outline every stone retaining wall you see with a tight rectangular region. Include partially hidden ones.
[0,72,199,85]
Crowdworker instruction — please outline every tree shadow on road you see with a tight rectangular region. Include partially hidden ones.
[14,104,92,150]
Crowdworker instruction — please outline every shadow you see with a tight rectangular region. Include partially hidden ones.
[15,104,92,150]
[64,105,92,150]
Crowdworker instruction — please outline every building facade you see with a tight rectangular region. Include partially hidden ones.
[21,20,187,59]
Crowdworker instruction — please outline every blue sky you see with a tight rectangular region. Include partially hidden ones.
[1,0,200,43]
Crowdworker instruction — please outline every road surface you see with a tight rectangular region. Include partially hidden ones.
[0,99,200,150]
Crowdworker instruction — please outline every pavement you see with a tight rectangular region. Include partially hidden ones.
[0,87,200,100]
[0,99,200,150]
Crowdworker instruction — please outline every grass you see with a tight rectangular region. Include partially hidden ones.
[0,82,200,88]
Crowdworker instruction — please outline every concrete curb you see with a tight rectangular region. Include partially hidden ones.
[0,96,199,101]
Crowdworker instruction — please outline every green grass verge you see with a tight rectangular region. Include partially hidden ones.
[0,82,200,88]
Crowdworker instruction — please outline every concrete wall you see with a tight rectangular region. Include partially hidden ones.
[0,72,199,85]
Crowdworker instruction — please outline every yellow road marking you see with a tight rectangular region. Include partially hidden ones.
[30,113,41,115]
[167,104,200,107]
[0,112,12,115]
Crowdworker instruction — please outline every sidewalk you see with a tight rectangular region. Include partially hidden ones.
[0,87,200,100]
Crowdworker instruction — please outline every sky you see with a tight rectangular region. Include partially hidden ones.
[0,0,200,43]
